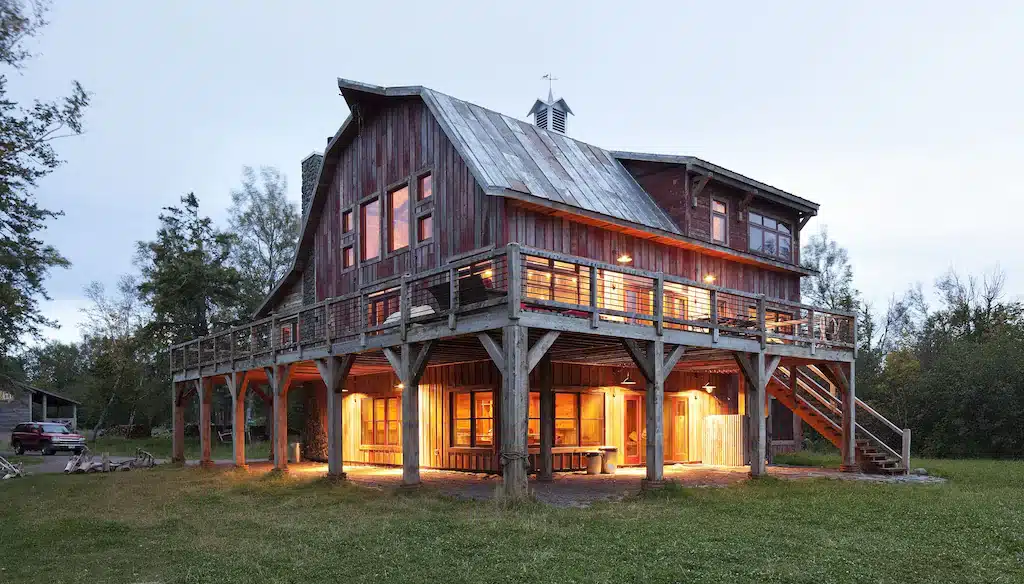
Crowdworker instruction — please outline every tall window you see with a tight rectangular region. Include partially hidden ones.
[555,393,578,446]
[388,185,410,252]
[748,211,792,260]
[360,199,380,260]
[580,394,604,445]
[711,199,727,244]
[417,173,432,201]
[452,391,493,447]
[361,397,401,446]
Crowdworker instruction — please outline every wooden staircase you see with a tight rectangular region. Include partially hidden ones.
[768,366,908,475]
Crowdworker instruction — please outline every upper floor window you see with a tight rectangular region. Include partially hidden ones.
[360,199,380,261]
[417,214,433,243]
[342,210,353,233]
[417,174,432,201]
[748,212,791,261]
[711,200,727,244]
[452,391,493,447]
[342,245,355,269]
[388,185,410,252]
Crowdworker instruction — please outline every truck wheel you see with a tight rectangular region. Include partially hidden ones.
[41,443,54,455]
[12,441,24,455]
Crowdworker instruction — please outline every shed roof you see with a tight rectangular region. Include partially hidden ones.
[0,375,80,405]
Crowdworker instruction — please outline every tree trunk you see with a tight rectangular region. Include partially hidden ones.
[91,392,117,441]
[301,382,328,462]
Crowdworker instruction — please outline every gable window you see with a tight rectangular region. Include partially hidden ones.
[388,185,410,252]
[417,214,433,243]
[748,212,792,261]
[452,391,493,447]
[711,200,728,244]
[417,174,432,201]
[342,210,353,233]
[527,391,605,447]
[342,245,355,269]
[360,199,380,261]
[361,396,401,446]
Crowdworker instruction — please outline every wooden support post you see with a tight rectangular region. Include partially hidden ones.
[538,354,554,483]
[500,324,530,499]
[265,365,294,471]
[315,355,356,481]
[383,342,435,487]
[733,352,773,477]
[226,372,250,469]
[172,382,185,464]
[902,427,912,473]
[623,339,683,489]
[839,361,857,472]
[199,378,214,469]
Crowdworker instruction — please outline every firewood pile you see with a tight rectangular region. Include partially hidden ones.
[63,447,158,474]
[1,455,26,479]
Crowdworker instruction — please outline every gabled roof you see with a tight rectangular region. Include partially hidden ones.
[0,375,80,405]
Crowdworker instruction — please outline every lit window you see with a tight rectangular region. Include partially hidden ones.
[361,397,401,446]
[342,210,352,233]
[417,214,432,243]
[529,392,540,445]
[711,199,727,244]
[452,391,493,447]
[280,323,295,346]
[417,174,432,201]
[555,393,578,446]
[343,246,354,269]
[581,393,604,446]
[527,391,605,447]
[388,186,410,252]
[360,199,380,260]
[748,212,792,261]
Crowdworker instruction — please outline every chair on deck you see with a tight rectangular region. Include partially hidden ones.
[427,274,506,312]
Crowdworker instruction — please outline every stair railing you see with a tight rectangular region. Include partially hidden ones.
[855,398,911,471]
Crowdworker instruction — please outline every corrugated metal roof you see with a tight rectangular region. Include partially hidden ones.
[420,88,682,234]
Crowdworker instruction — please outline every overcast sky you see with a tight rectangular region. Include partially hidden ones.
[15,1,1024,344]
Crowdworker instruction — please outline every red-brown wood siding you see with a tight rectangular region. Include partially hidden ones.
[312,98,501,300]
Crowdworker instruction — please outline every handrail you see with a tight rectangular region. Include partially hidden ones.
[856,422,902,461]
[855,398,903,436]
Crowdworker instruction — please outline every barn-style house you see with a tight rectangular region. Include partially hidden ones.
[169,79,910,498]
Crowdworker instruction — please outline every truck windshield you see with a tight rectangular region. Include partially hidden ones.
[40,423,70,434]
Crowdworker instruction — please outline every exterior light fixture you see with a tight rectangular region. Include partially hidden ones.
[395,382,404,390]
[703,274,716,284]
[482,269,494,279]
[616,253,633,264]
[621,372,637,386]
[702,383,715,393]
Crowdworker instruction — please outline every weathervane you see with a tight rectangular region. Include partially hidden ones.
[542,73,558,100]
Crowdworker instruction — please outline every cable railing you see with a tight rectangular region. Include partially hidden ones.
[170,243,857,373]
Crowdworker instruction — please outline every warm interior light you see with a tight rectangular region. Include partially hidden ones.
[702,383,715,393]
[616,253,632,264]
[703,274,716,284]
[482,269,493,279]
[621,372,637,386]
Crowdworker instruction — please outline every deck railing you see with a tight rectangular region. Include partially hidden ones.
[170,243,856,373]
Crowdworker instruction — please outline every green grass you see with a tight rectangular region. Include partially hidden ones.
[86,435,271,461]
[0,459,1022,583]
[774,449,842,468]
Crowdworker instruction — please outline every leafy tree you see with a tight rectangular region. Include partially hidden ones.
[20,339,85,394]
[0,0,89,357]
[227,166,298,317]
[136,193,240,344]
[801,226,857,311]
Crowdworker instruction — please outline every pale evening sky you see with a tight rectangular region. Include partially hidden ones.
[14,1,1024,345]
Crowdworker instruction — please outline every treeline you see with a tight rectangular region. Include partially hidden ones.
[804,229,1024,458]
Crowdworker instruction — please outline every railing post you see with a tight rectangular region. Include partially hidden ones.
[229,327,235,366]
[271,315,278,360]
[325,300,334,351]
[400,273,410,341]
[508,243,522,320]
[808,308,816,355]
[589,265,599,329]
[902,428,912,472]
[710,289,719,344]
[758,296,767,350]
[654,274,664,336]
[448,267,458,330]
[197,338,203,368]
[359,294,368,347]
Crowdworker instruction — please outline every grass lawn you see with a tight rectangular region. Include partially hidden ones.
[1,459,1022,583]
[86,435,271,461]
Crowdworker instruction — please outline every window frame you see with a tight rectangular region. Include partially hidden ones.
[527,390,606,448]
[361,396,402,447]
[416,172,433,202]
[711,198,728,244]
[450,390,495,448]
[747,210,793,261]
[342,245,355,270]
[416,212,433,244]
[359,196,382,262]
[342,209,353,233]
[386,182,411,254]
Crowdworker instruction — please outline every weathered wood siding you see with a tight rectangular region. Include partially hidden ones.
[504,203,801,300]
[269,278,303,315]
[312,98,501,300]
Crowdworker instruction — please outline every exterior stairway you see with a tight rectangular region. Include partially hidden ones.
[768,366,908,475]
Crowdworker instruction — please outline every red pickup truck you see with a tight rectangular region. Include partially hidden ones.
[9,422,85,455]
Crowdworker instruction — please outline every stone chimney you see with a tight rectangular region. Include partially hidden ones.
[300,152,323,217]
[528,89,573,135]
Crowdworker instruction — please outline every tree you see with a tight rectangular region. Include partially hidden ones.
[227,166,298,317]
[0,0,90,357]
[800,226,857,311]
[136,193,240,344]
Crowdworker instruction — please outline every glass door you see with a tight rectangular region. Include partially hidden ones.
[671,398,689,462]
[624,395,642,465]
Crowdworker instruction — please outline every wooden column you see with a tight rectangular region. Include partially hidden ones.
[383,342,435,487]
[315,355,356,481]
[839,361,857,472]
[623,339,685,488]
[226,372,250,469]
[172,382,185,464]
[538,354,554,483]
[734,352,780,477]
[265,365,294,471]
[41,393,47,422]
[478,328,559,499]
[199,378,214,468]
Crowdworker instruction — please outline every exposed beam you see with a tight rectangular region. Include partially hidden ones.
[622,339,654,381]
[476,333,505,371]
[764,355,782,381]
[663,345,686,375]
[526,331,560,373]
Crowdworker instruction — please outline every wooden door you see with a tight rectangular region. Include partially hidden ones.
[624,395,642,465]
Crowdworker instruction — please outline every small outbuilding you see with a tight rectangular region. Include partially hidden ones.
[0,376,80,444]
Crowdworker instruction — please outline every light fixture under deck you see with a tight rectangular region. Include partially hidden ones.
[621,372,637,386]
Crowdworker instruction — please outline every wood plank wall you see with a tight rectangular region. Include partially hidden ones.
[336,361,740,471]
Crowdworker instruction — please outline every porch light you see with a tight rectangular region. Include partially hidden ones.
[702,383,715,393]
[395,383,404,390]
[616,253,632,264]
[621,372,637,386]
[703,274,716,284]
